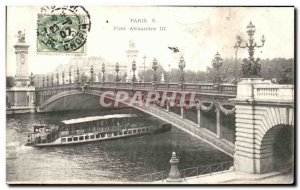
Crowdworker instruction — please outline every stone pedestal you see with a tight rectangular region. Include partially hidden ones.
[167,152,183,182]
[236,78,269,100]
[6,86,36,114]
[234,153,273,174]
[231,78,294,174]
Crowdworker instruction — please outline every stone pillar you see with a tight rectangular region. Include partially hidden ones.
[216,107,221,138]
[167,152,182,182]
[231,78,290,174]
[197,108,201,127]
[180,106,184,118]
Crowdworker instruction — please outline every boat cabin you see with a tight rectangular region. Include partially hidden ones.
[27,125,54,145]
[59,114,139,137]
[34,125,51,133]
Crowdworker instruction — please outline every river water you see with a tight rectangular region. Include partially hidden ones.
[6,108,232,183]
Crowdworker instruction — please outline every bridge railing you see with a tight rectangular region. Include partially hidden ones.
[253,84,294,101]
[37,82,236,94]
[136,161,233,182]
[36,83,78,90]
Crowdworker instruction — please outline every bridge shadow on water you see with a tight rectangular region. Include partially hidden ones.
[6,107,233,182]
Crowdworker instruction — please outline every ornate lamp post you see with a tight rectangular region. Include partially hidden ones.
[42,75,45,87]
[212,52,224,84]
[62,71,65,85]
[46,75,49,87]
[115,62,120,82]
[76,67,80,84]
[234,38,239,83]
[236,21,265,78]
[56,72,59,85]
[229,69,233,82]
[69,68,72,84]
[51,73,54,86]
[168,63,171,82]
[132,60,137,83]
[143,55,146,82]
[268,67,272,80]
[178,55,186,84]
[152,58,158,83]
[29,72,34,86]
[90,65,94,83]
[102,63,105,82]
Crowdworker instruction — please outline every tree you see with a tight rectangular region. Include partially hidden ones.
[120,73,127,82]
[143,62,168,82]
[205,58,294,84]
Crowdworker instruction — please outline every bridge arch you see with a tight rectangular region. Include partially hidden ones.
[234,103,294,174]
[38,89,122,111]
[37,88,235,157]
[259,124,293,173]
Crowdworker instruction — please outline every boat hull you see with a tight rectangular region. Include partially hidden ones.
[26,125,171,147]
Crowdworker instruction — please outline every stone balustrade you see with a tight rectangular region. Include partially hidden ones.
[254,84,294,101]
[37,81,237,95]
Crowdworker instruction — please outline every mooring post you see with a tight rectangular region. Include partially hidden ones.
[166,151,183,182]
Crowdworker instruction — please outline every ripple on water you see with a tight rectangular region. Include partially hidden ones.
[6,109,232,183]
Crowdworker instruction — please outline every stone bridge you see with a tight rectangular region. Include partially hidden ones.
[36,82,237,157]
[36,82,237,109]
[33,80,294,174]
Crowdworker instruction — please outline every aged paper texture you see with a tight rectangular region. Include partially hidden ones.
[6,6,294,185]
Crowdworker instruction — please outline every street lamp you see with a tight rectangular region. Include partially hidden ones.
[69,68,72,84]
[76,67,80,84]
[152,58,158,83]
[236,21,266,78]
[29,72,34,86]
[212,52,224,84]
[268,67,272,80]
[90,65,94,83]
[132,60,137,83]
[102,63,105,82]
[178,55,186,83]
[46,75,49,87]
[115,62,120,82]
[143,55,146,82]
[51,73,54,86]
[62,71,65,85]
[234,37,240,83]
[56,72,59,85]
[42,75,45,87]
[168,63,171,83]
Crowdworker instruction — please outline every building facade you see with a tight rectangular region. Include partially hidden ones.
[34,40,151,86]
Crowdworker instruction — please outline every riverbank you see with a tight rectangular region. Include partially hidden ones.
[152,170,294,184]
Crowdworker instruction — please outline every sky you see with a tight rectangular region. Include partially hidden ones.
[6,6,294,76]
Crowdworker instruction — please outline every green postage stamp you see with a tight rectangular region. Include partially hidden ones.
[37,6,91,54]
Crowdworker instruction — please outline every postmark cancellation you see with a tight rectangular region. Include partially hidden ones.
[36,6,91,55]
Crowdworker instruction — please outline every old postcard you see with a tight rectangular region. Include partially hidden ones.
[6,6,294,184]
